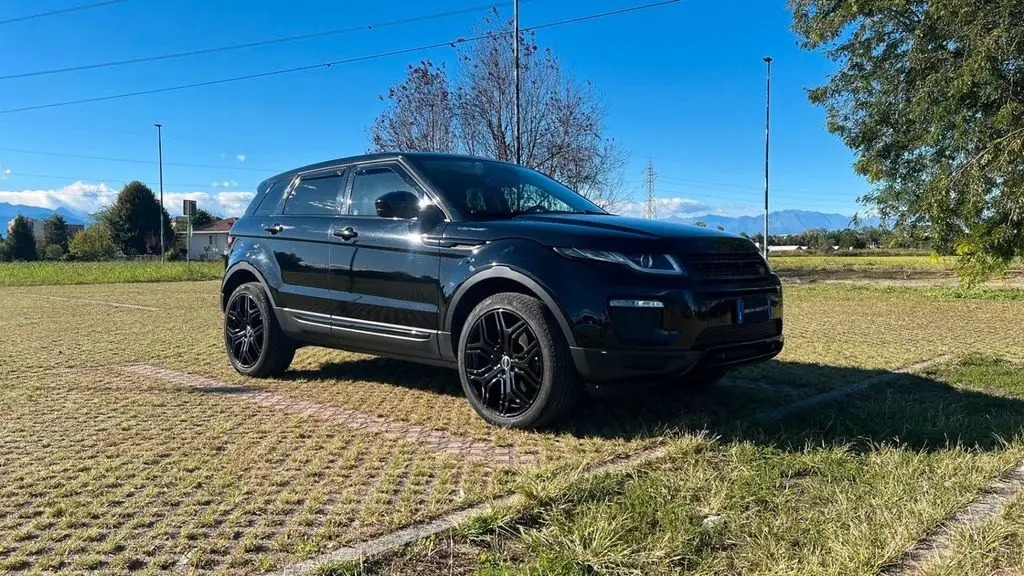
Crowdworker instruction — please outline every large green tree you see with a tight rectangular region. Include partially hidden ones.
[790,0,1024,283]
[42,213,70,253]
[5,215,38,261]
[103,181,174,256]
[190,207,216,229]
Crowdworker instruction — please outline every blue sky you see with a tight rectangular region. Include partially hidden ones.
[0,0,869,219]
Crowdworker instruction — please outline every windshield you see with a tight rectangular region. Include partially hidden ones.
[408,157,606,220]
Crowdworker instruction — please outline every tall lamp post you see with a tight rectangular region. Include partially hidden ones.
[762,56,772,259]
[513,0,522,165]
[154,123,166,262]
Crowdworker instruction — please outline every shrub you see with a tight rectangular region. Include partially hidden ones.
[69,224,117,261]
[43,244,64,260]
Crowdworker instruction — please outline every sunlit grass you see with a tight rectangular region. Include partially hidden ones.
[770,254,952,270]
[397,357,1024,576]
[0,261,222,287]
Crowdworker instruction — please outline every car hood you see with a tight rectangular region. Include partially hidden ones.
[444,213,760,253]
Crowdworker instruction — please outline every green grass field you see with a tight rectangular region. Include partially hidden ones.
[1,280,1023,573]
[770,254,952,271]
[0,261,223,287]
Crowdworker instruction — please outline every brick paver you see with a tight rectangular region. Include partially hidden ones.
[118,364,536,466]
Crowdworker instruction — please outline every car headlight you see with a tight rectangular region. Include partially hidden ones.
[554,248,686,276]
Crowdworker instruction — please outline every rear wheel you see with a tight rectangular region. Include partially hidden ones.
[224,282,295,377]
[458,292,579,428]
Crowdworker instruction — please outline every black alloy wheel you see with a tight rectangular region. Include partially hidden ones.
[223,281,295,377]
[463,308,545,417]
[226,291,265,368]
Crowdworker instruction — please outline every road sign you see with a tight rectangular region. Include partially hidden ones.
[183,199,197,217]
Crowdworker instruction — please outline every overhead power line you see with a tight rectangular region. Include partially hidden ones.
[0,0,681,115]
[0,146,280,173]
[5,171,255,192]
[0,1,527,81]
[0,0,128,26]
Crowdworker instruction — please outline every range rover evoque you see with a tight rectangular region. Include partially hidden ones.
[221,153,783,428]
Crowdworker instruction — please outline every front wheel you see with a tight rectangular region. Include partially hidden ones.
[224,282,295,377]
[457,292,580,428]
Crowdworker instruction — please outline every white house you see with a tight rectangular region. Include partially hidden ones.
[187,218,237,260]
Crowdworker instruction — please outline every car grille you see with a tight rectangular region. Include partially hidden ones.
[680,252,769,281]
[692,319,782,349]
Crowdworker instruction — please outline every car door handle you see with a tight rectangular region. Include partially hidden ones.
[332,226,358,240]
[265,224,285,234]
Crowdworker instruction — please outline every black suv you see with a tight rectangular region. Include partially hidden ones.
[221,153,783,428]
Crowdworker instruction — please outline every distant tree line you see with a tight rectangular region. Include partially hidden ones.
[733,226,931,253]
[0,181,212,262]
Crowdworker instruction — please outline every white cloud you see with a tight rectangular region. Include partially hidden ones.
[211,180,239,188]
[0,182,253,218]
[162,191,254,217]
[236,154,247,163]
[0,166,10,180]
[617,197,714,219]
[0,182,118,217]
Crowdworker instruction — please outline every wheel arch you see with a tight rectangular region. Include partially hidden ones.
[221,262,276,312]
[444,266,577,359]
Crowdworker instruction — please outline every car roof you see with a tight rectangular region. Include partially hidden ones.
[259,152,507,188]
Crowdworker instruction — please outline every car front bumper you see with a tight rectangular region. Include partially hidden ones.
[559,271,785,384]
[570,335,783,384]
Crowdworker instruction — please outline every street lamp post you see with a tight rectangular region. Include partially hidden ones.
[154,123,165,262]
[513,0,522,165]
[762,56,772,260]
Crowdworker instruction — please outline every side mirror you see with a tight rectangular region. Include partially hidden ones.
[375,190,420,219]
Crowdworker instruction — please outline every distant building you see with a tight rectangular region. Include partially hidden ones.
[6,217,84,240]
[170,215,189,230]
[187,218,237,260]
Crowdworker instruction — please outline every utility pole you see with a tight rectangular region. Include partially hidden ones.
[762,56,772,259]
[643,160,657,220]
[154,123,165,262]
[513,0,522,165]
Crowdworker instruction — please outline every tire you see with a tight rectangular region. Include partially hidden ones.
[224,282,295,378]
[457,292,580,428]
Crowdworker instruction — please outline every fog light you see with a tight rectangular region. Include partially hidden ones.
[609,299,664,308]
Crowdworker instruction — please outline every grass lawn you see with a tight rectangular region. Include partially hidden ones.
[0,261,223,287]
[0,280,1022,573]
[355,356,1024,576]
[770,254,952,270]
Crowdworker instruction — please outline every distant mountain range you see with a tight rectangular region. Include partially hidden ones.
[667,210,880,235]
[0,203,875,237]
[0,203,90,227]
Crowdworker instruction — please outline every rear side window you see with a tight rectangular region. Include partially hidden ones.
[283,171,347,216]
[252,180,288,216]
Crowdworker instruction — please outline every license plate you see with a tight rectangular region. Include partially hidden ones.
[736,297,771,324]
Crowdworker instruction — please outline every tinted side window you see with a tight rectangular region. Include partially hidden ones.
[283,172,347,216]
[348,166,421,217]
[253,180,288,216]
